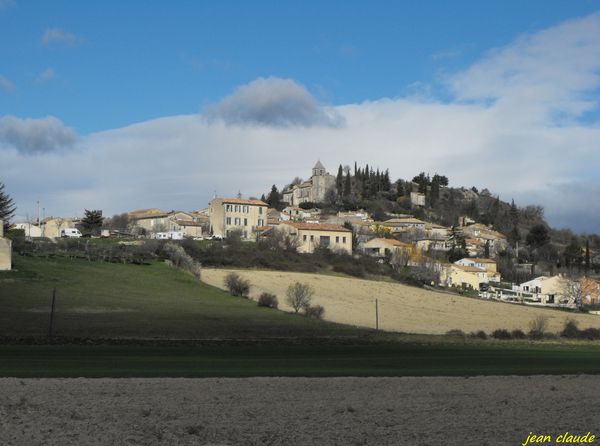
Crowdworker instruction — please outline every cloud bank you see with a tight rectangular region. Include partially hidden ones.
[204,77,344,128]
[41,28,81,45]
[3,12,600,233]
[0,116,78,154]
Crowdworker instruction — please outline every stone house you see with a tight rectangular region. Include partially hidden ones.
[276,222,352,254]
[209,198,268,240]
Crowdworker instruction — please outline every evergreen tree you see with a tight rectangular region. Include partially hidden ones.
[509,199,519,226]
[508,226,521,246]
[448,225,468,262]
[396,181,405,198]
[382,169,391,191]
[267,185,281,209]
[81,209,104,236]
[430,175,440,206]
[585,239,591,274]
[0,182,16,229]
[336,165,344,195]
[343,172,352,197]
[526,224,550,249]
[563,237,582,270]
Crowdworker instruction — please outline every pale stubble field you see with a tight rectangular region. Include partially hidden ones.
[202,268,600,335]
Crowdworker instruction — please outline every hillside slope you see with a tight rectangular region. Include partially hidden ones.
[0,256,362,339]
[202,268,600,335]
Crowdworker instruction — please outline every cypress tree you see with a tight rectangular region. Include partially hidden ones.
[336,165,344,196]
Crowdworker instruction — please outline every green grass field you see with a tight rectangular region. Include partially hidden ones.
[0,255,362,339]
[2,254,600,377]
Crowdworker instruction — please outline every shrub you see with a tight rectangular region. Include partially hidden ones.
[511,329,527,339]
[304,304,325,319]
[286,282,314,313]
[224,272,250,298]
[492,329,512,340]
[528,315,548,336]
[257,292,278,309]
[471,330,487,340]
[446,329,465,337]
[561,319,580,339]
[163,242,201,279]
[580,328,600,340]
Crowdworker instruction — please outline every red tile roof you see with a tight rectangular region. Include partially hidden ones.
[282,222,351,232]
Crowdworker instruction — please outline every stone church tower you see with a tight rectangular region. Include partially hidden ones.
[310,160,335,203]
[282,161,336,206]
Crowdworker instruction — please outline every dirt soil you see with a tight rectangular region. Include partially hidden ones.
[1,376,599,445]
[202,268,600,334]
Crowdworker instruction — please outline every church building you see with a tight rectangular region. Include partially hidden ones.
[282,161,336,206]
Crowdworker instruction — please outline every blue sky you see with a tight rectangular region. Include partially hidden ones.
[1,1,600,233]
[2,0,599,133]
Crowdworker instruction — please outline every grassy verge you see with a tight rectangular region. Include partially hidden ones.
[1,341,600,377]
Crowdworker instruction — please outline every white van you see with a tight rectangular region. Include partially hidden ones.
[60,228,82,238]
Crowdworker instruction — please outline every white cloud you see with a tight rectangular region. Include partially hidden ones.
[41,28,81,45]
[0,74,14,92]
[204,77,344,128]
[449,12,600,124]
[34,67,55,84]
[3,12,600,233]
[0,115,78,154]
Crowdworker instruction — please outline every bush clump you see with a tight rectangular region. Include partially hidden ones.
[224,272,250,298]
[304,304,325,319]
[561,319,580,339]
[446,329,465,337]
[470,330,487,340]
[257,292,278,309]
[580,328,600,340]
[511,329,527,339]
[528,315,549,339]
[163,242,201,279]
[491,329,512,340]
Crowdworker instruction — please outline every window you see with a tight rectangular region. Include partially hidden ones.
[226,217,231,225]
[235,217,240,225]
[343,236,346,243]
[259,207,263,214]
[310,235,314,241]
[235,205,239,212]
[336,236,339,243]
[258,219,264,226]
[226,204,231,211]
[303,235,307,241]
[244,218,248,226]
[319,236,330,247]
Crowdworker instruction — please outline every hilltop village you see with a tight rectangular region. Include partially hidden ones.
[4,161,600,310]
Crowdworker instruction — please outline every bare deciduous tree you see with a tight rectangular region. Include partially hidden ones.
[286,282,314,313]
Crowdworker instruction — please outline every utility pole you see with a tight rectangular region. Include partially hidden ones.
[375,299,379,331]
[48,287,57,338]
